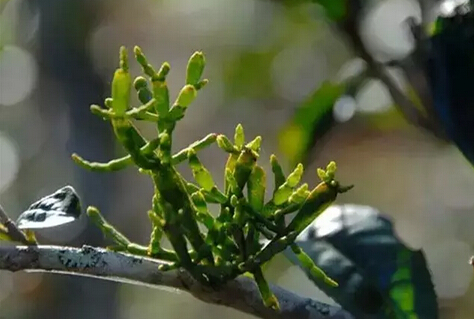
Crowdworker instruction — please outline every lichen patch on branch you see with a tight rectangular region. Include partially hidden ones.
[0,245,354,319]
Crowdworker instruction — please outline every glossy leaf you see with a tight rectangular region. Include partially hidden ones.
[425,8,474,166]
[285,204,438,319]
[16,186,82,230]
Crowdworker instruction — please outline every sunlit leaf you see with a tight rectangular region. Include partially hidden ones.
[16,186,82,230]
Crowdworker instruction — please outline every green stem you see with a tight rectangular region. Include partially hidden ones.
[290,243,338,287]
[151,167,214,265]
[172,133,217,165]
[240,232,298,272]
[71,138,160,172]
[111,118,160,169]
[252,267,280,311]
[151,195,195,269]
[87,206,131,247]
[240,201,281,234]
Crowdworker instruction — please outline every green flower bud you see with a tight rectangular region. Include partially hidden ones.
[225,168,239,194]
[317,168,327,181]
[207,186,228,204]
[233,205,246,226]
[159,133,171,164]
[230,195,239,207]
[224,153,238,193]
[273,185,292,206]
[152,79,170,116]
[234,149,257,190]
[285,182,339,234]
[326,161,337,180]
[133,46,146,66]
[133,46,156,78]
[326,161,337,173]
[246,136,262,152]
[270,154,286,191]
[194,79,209,91]
[104,97,113,109]
[175,85,197,107]
[186,51,206,86]
[157,62,171,81]
[289,183,309,204]
[148,211,163,255]
[134,76,148,90]
[111,47,132,116]
[191,191,208,214]
[219,206,231,223]
[216,135,236,153]
[247,165,266,212]
[287,163,303,187]
[137,88,153,104]
[272,164,304,205]
[234,124,245,149]
[119,46,129,71]
[188,149,215,191]
[111,69,131,115]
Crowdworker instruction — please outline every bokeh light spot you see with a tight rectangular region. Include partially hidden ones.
[333,95,356,123]
[0,132,20,193]
[336,58,367,82]
[360,0,420,61]
[0,45,38,106]
[355,79,393,113]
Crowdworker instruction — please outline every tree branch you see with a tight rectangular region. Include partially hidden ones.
[0,244,353,319]
[0,205,30,245]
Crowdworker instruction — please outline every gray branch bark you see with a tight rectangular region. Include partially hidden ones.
[0,244,354,319]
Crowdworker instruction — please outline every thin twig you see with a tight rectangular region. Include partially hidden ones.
[0,205,30,245]
[329,11,448,140]
[0,245,354,319]
[416,0,430,27]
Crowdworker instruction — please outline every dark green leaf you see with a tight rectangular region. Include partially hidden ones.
[286,204,438,319]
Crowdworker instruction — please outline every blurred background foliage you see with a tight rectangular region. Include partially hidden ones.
[0,0,473,318]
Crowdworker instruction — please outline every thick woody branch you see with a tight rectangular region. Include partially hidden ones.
[0,245,353,319]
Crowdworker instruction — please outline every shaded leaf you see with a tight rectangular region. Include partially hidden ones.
[286,204,438,319]
[424,8,474,166]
